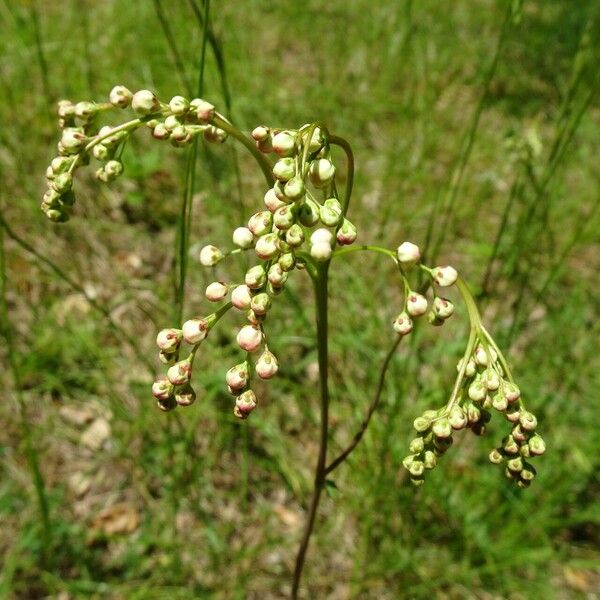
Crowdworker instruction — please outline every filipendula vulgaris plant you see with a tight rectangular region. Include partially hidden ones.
[41,87,545,597]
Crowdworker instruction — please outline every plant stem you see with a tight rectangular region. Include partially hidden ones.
[329,134,354,215]
[291,261,330,599]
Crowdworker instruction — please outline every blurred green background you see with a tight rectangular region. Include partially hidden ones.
[1,0,599,598]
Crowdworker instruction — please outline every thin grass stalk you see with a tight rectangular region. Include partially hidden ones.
[29,0,52,107]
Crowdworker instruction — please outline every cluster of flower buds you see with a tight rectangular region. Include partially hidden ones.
[391,241,457,337]
[41,87,226,222]
[149,116,357,419]
[403,333,544,487]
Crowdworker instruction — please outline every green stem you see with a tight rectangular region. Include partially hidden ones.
[329,134,354,215]
[332,244,397,263]
[291,261,330,599]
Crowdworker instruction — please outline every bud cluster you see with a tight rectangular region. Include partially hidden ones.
[42,88,225,222]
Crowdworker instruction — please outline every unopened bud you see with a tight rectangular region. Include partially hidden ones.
[309,158,335,188]
[167,358,192,386]
[298,198,320,227]
[248,211,273,237]
[182,318,208,344]
[336,219,357,246]
[409,437,424,453]
[273,158,296,182]
[51,173,73,194]
[232,226,254,249]
[132,90,160,114]
[413,415,432,433]
[432,418,452,439]
[194,99,215,121]
[272,131,296,157]
[236,325,263,352]
[256,349,279,379]
[284,223,304,247]
[231,284,252,310]
[489,448,504,464]
[273,205,296,231]
[449,406,467,429]
[433,297,454,319]
[264,187,286,212]
[226,362,249,391]
[278,252,296,272]
[156,328,183,352]
[205,281,228,302]
[492,392,508,412]
[199,245,223,266]
[175,383,196,406]
[245,265,267,289]
[432,265,458,287]
[528,435,546,456]
[396,241,420,267]
[406,292,428,317]
[519,411,537,431]
[255,233,279,260]
[61,127,86,153]
[250,292,271,315]
[169,95,189,116]
[392,312,413,336]
[503,382,521,403]
[235,390,257,418]
[251,125,270,141]
[268,263,288,288]
[152,377,174,401]
[284,176,305,200]
[109,85,133,108]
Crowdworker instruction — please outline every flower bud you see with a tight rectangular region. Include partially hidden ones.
[194,99,215,121]
[484,368,500,391]
[311,228,333,245]
[432,265,458,287]
[255,233,279,260]
[51,156,72,174]
[169,95,190,116]
[413,415,432,433]
[489,448,504,464]
[235,390,257,418]
[397,241,420,267]
[285,224,305,247]
[278,253,296,271]
[132,90,160,114]
[468,380,487,402]
[272,131,296,157]
[248,211,273,237]
[502,434,519,455]
[272,204,295,231]
[57,99,76,119]
[152,377,174,401]
[336,219,357,246]
[423,450,437,470]
[449,406,467,429]
[245,265,267,289]
[75,101,98,121]
[226,362,249,391]
[392,312,413,336]
[251,125,270,141]
[298,198,320,227]
[433,297,454,319]
[175,383,196,406]
[257,137,273,154]
[520,462,536,481]
[528,435,546,456]
[284,176,305,200]
[205,281,228,302]
[309,158,335,188]
[61,127,87,154]
[199,245,223,266]
[466,402,481,425]
[268,263,288,288]
[232,226,254,249]
[92,144,110,160]
[512,424,527,443]
[409,437,425,453]
[319,204,342,227]
[264,188,286,212]
[492,392,508,412]
[250,292,271,315]
[246,309,263,325]
[103,159,123,181]
[109,85,133,108]
[156,328,183,352]
[182,318,208,344]
[273,158,296,182]
[51,173,73,194]
[519,411,537,431]
[311,242,332,262]
[432,418,452,439]
[503,382,521,403]
[256,349,279,379]
[408,460,425,477]
[159,350,177,365]
[231,284,252,310]
[505,406,521,423]
[406,292,428,317]
[167,358,192,386]
[236,325,263,352]
[427,312,444,327]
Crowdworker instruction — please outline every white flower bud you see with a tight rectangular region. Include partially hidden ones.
[468,380,487,402]
[433,265,458,287]
[474,344,496,367]
[226,362,249,391]
[256,350,278,379]
[103,159,123,180]
[92,144,110,160]
[273,158,296,182]
[397,241,421,267]
[392,312,413,336]
[51,156,72,174]
[247,211,273,237]
[336,219,357,246]
[311,242,332,262]
[503,382,521,402]
[406,292,428,317]
[245,265,267,289]
[432,418,452,439]
[131,90,160,114]
[449,406,467,429]
[308,158,335,188]
[169,95,189,116]
[232,226,254,249]
[57,99,76,119]
[199,245,223,266]
[156,328,183,352]
[205,281,228,302]
[311,228,333,245]
[75,101,98,121]
[167,358,192,386]
[236,325,263,352]
[109,85,133,108]
[51,173,73,194]
[519,411,537,431]
[272,131,296,157]
[235,389,257,418]
[285,224,304,247]
[251,125,270,141]
[433,297,454,319]
[484,368,500,391]
[264,188,286,212]
[193,99,215,121]
[255,233,279,260]
[60,127,87,154]
[231,284,252,310]
[268,263,288,288]
[182,318,208,344]
[152,376,174,401]
[273,205,295,230]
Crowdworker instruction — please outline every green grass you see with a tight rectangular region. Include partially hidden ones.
[1,0,599,598]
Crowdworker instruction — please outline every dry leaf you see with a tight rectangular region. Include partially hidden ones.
[273,504,301,529]
[59,405,96,427]
[91,503,140,535]
[81,417,111,451]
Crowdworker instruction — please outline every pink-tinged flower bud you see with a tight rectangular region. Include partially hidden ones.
[247,211,273,237]
[284,224,304,248]
[231,284,252,310]
[273,158,296,182]
[272,131,296,157]
[232,226,254,249]
[109,85,133,108]
[311,242,332,262]
[264,188,286,212]
[235,389,257,418]
[255,233,279,260]
[298,198,320,227]
[284,176,305,200]
[182,318,208,344]
[250,292,272,315]
[75,101,98,121]
[60,127,87,154]
[251,125,270,141]
[432,418,452,439]
[492,392,508,412]
[406,292,428,317]
[169,95,189,116]
[519,411,537,431]
[205,281,228,302]
[57,99,76,119]
[512,424,527,443]
[167,358,192,386]
[336,219,357,246]
[273,205,295,231]
[392,312,413,336]
[468,380,487,402]
[245,265,267,289]
[309,158,335,188]
[505,406,521,423]
[175,383,196,406]
[226,362,249,391]
[433,297,454,319]
[199,245,223,266]
[156,328,183,352]
[203,125,227,143]
[236,325,263,352]
[484,368,501,391]
[266,265,286,288]
[396,241,420,267]
[528,435,546,456]
[432,265,458,287]
[449,406,467,429]
[256,349,278,379]
[132,90,160,114]
[503,382,521,402]
[193,99,215,121]
[152,376,174,401]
